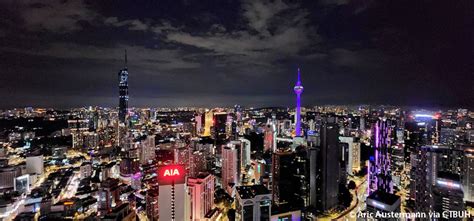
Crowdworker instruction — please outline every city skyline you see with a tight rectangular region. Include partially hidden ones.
[0,1,473,221]
[0,0,472,108]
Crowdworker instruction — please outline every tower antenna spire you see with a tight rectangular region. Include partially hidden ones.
[124,49,128,69]
[297,67,301,84]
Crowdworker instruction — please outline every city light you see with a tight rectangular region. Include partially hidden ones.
[0,1,471,220]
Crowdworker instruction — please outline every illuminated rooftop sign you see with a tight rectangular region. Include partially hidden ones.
[436,179,461,189]
[157,164,186,185]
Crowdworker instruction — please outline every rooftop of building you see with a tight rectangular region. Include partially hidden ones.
[367,190,400,205]
[236,185,270,199]
[196,172,211,179]
[100,178,120,188]
[438,171,461,181]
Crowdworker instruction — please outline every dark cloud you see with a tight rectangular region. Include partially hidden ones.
[0,0,472,108]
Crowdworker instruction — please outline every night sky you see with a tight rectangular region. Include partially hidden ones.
[0,0,472,108]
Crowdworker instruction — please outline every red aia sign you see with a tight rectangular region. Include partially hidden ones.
[157,164,186,185]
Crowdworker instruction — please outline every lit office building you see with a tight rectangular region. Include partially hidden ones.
[464,148,474,203]
[412,145,465,213]
[368,119,394,194]
[157,164,188,221]
[440,128,456,145]
[366,118,401,216]
[68,119,90,149]
[432,173,465,215]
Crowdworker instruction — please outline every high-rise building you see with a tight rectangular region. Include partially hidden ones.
[203,111,214,137]
[308,147,319,208]
[139,135,155,165]
[222,144,239,194]
[439,128,456,145]
[339,136,361,175]
[293,68,304,137]
[412,145,465,213]
[464,148,474,203]
[98,178,121,215]
[189,150,207,177]
[432,173,465,215]
[235,185,271,221]
[271,146,309,210]
[293,146,310,208]
[366,118,401,216]
[157,164,188,221]
[368,119,393,194]
[315,122,340,211]
[240,138,251,168]
[195,113,203,135]
[271,150,293,206]
[264,125,274,152]
[146,187,159,221]
[213,112,228,144]
[68,119,90,149]
[118,50,129,124]
[187,173,215,221]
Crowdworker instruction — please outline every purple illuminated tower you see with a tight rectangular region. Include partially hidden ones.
[368,118,393,195]
[293,68,304,137]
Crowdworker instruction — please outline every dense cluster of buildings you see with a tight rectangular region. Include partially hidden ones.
[0,58,472,221]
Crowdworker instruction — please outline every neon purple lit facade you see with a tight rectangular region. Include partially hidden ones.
[293,68,303,137]
[368,118,393,194]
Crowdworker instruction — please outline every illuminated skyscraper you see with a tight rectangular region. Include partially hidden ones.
[412,145,465,214]
[118,50,129,124]
[293,68,303,137]
[368,118,393,194]
[222,143,239,194]
[157,165,188,221]
[367,119,401,215]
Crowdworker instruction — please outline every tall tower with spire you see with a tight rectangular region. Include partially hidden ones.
[118,50,129,124]
[293,68,304,136]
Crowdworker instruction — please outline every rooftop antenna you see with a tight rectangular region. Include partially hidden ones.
[124,49,128,69]
[297,67,301,85]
